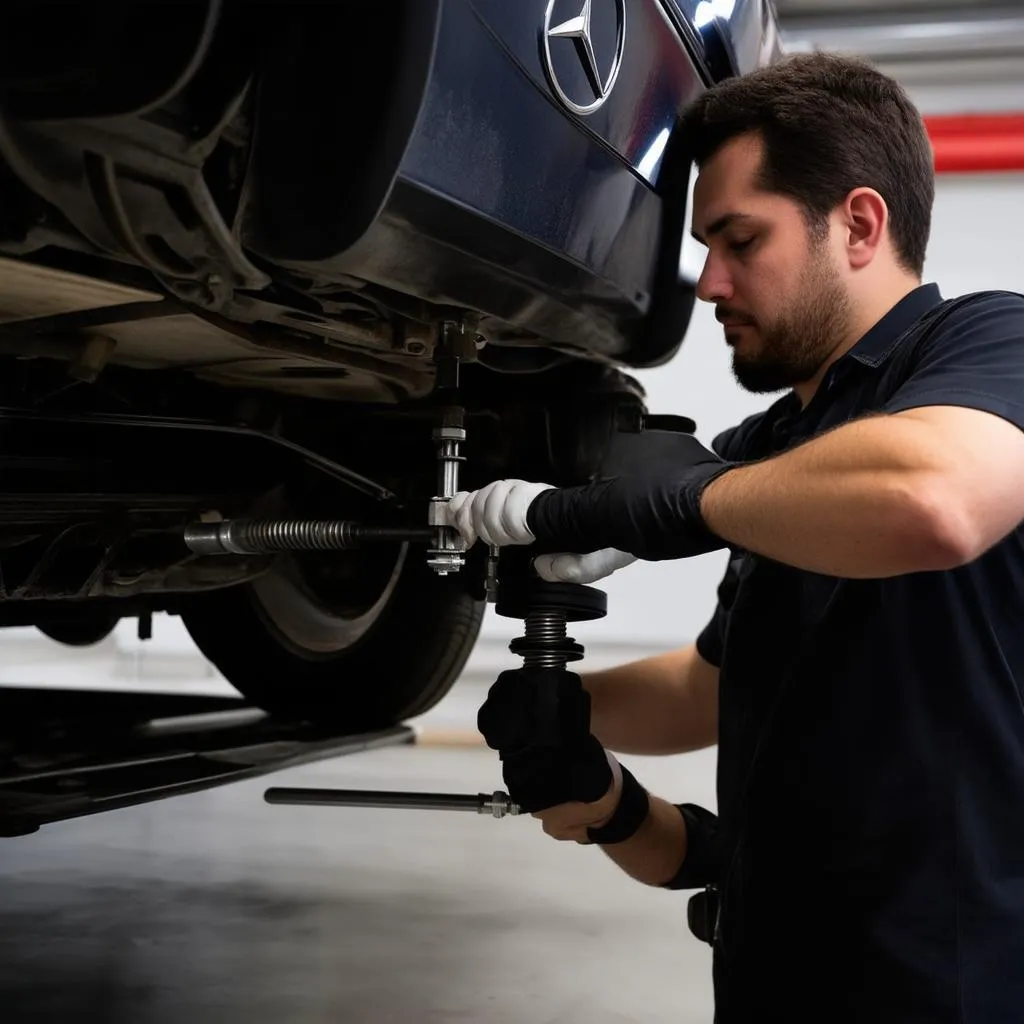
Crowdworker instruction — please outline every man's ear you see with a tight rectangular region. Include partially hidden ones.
[840,187,889,270]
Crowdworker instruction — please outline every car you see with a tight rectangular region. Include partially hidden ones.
[0,0,781,733]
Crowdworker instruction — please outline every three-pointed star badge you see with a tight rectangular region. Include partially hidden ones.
[548,0,604,101]
[542,0,625,115]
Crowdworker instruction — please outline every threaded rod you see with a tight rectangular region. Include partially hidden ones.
[185,519,432,556]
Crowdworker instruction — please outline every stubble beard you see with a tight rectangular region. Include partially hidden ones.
[731,250,853,395]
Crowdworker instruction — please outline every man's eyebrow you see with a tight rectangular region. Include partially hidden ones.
[691,212,757,246]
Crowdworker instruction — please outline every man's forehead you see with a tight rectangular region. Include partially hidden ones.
[691,137,776,233]
[694,136,763,201]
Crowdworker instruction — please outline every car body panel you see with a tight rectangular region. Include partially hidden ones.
[669,0,784,77]
[246,0,710,367]
[464,0,707,185]
[0,0,780,387]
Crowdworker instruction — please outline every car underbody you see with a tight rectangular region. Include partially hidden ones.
[0,0,776,742]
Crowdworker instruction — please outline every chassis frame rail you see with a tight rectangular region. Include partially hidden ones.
[0,686,413,836]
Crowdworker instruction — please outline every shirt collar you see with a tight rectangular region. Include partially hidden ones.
[845,283,944,368]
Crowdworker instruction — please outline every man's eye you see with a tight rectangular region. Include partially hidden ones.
[729,238,755,254]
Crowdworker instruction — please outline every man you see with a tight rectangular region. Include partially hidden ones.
[444,53,1024,1023]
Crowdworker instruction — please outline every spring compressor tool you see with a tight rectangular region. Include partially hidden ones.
[263,548,608,821]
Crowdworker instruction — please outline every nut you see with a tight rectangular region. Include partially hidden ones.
[427,549,465,575]
[432,426,466,443]
[428,499,449,526]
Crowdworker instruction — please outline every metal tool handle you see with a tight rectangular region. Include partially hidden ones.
[264,786,521,818]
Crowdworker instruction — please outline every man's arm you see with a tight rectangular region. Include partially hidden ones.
[582,644,718,756]
[701,404,1024,578]
[542,790,689,885]
[534,771,714,888]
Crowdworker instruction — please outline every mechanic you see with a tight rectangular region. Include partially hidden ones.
[444,53,1024,1023]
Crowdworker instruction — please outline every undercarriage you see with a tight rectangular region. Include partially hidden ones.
[0,0,708,734]
[0,338,649,605]
[0,313,656,730]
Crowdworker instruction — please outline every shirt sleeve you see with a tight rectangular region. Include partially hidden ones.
[694,552,744,668]
[695,605,727,668]
[661,803,722,890]
[882,291,1024,429]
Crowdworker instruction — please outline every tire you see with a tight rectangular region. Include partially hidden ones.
[180,543,485,730]
[37,613,120,648]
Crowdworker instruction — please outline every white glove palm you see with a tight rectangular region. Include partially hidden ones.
[446,480,554,549]
[532,548,638,584]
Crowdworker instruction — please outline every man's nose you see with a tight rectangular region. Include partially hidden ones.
[696,253,733,304]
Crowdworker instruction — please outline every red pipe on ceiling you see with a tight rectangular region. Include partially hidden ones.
[924,113,1024,174]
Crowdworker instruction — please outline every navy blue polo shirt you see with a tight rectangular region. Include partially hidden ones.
[691,284,1024,1023]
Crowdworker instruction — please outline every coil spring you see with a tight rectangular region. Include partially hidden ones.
[231,519,356,552]
[522,610,569,669]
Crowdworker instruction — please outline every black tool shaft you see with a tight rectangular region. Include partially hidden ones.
[264,786,486,812]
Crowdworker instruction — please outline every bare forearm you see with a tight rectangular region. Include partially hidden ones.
[701,416,970,577]
[597,794,688,886]
[582,645,717,755]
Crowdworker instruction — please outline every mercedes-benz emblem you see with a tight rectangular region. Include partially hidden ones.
[542,0,626,116]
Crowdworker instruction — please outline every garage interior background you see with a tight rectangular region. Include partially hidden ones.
[2,0,1022,695]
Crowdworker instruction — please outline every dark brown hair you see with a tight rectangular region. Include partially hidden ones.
[682,52,935,276]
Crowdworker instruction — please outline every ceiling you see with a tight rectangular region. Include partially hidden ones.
[772,1,1024,92]
[775,0,990,13]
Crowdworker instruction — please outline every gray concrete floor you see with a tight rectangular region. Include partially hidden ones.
[0,638,719,1023]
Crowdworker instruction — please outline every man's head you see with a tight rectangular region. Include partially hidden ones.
[683,52,935,395]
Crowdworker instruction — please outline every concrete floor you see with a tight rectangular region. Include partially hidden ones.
[0,628,719,1023]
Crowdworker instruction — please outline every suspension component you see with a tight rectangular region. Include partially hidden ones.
[426,320,469,576]
[496,571,608,671]
[184,519,432,556]
[427,404,467,575]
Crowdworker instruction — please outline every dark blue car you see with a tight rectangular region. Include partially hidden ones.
[0,1,780,737]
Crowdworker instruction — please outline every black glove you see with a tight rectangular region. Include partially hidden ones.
[477,667,613,813]
[526,432,736,561]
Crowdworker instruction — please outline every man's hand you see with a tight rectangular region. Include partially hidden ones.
[446,433,735,562]
[445,483,638,583]
[446,480,554,549]
[477,667,613,812]
[477,667,651,847]
[533,548,638,584]
[531,752,623,843]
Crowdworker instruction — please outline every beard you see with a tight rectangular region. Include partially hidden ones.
[728,251,852,395]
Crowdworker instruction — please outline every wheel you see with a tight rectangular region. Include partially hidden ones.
[180,542,485,730]
[36,612,120,647]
